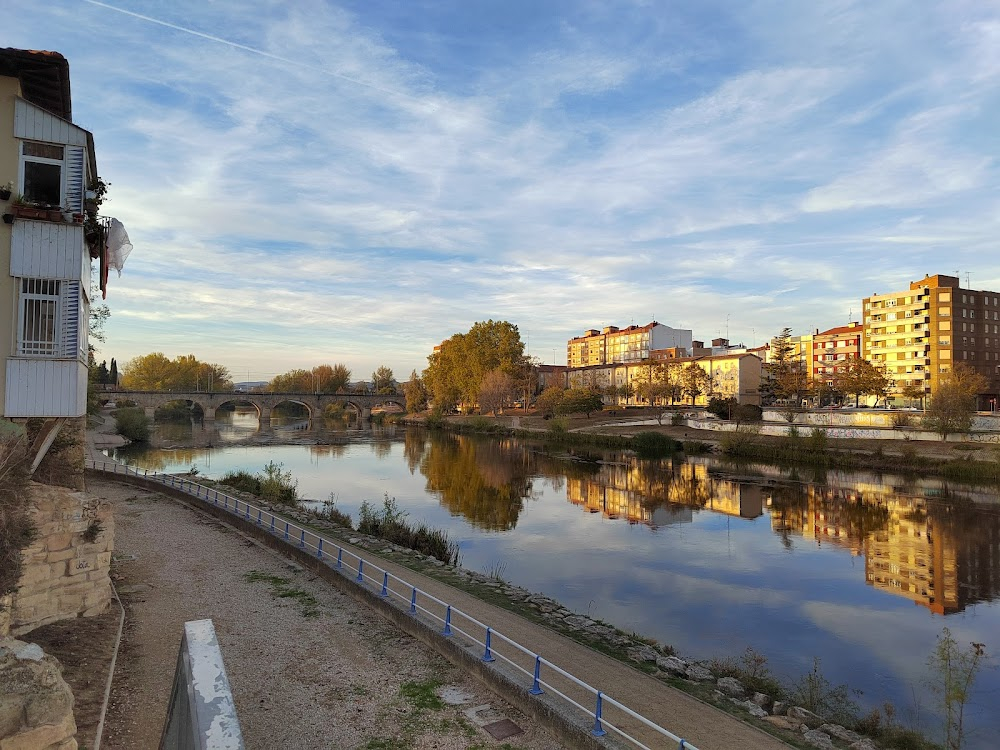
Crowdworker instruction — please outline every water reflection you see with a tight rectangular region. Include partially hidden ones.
[419,434,537,531]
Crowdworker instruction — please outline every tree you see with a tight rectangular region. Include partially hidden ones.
[371,366,396,394]
[403,370,428,413]
[423,320,528,410]
[120,353,232,391]
[557,388,604,418]
[837,357,891,408]
[269,369,312,392]
[478,369,515,415]
[109,358,118,386]
[900,380,927,409]
[312,364,351,393]
[923,364,988,439]
[927,627,989,750]
[535,385,564,417]
[681,363,709,405]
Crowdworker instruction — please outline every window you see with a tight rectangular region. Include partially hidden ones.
[16,279,81,358]
[18,279,60,355]
[19,141,64,206]
[940,292,951,302]
[939,307,950,317]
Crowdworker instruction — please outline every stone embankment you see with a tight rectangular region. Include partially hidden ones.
[219,486,884,750]
[0,639,77,750]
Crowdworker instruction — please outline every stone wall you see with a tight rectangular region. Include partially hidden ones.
[0,639,77,750]
[9,483,113,636]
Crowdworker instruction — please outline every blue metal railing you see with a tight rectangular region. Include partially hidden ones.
[88,459,698,750]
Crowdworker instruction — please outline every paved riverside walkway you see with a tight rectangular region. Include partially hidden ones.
[87,463,793,750]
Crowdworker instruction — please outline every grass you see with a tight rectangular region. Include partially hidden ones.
[400,679,444,711]
[243,569,320,617]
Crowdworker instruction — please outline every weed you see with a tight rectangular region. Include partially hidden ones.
[927,627,989,750]
[358,493,460,564]
[400,679,444,711]
[790,657,860,726]
[482,559,507,582]
[243,570,319,617]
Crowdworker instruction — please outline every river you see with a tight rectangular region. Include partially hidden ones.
[109,408,1000,748]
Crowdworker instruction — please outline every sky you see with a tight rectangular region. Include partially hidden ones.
[6,0,1000,383]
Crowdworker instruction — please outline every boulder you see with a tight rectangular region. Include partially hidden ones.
[850,739,878,750]
[801,728,836,749]
[787,706,825,728]
[762,715,801,731]
[751,692,773,711]
[0,638,77,749]
[771,700,787,716]
[685,664,714,681]
[738,699,768,718]
[716,676,746,698]
[627,645,659,664]
[655,656,688,675]
[819,723,863,744]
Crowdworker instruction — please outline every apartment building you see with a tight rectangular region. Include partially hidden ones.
[1,49,99,470]
[863,274,1000,408]
[567,321,692,367]
[812,322,863,383]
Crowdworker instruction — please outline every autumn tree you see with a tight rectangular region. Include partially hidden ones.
[423,320,528,410]
[403,370,428,413]
[681,363,710,405]
[535,385,564,417]
[923,364,988,439]
[313,364,351,393]
[269,369,312,392]
[837,357,892,407]
[478,369,516,415]
[558,388,604,418]
[121,353,232,391]
[370,366,396,394]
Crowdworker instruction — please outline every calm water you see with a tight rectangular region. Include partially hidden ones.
[111,409,1000,748]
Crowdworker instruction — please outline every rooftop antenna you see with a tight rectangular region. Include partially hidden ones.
[965,272,971,289]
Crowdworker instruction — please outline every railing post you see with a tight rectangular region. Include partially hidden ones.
[299,529,306,548]
[317,539,324,559]
[224,497,229,510]
[410,587,417,614]
[256,509,262,526]
[381,572,389,597]
[529,656,543,695]
[336,548,343,569]
[283,522,289,541]
[245,504,251,521]
[213,489,218,505]
[592,691,607,737]
[269,515,275,534]
[356,559,364,583]
[442,605,453,636]
[482,628,496,662]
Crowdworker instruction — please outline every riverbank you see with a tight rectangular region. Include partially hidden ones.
[407,409,1000,484]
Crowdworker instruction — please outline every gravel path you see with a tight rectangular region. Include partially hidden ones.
[94,477,564,750]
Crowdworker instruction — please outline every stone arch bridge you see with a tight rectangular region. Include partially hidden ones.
[114,390,406,424]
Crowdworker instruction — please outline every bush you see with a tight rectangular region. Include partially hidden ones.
[707,397,738,420]
[219,469,261,495]
[358,493,459,564]
[682,440,711,455]
[708,647,785,699]
[313,493,352,527]
[808,428,828,453]
[790,657,860,726]
[670,412,686,426]
[632,431,678,458]
[114,407,150,442]
[733,403,763,422]
[220,462,298,506]
[0,433,34,601]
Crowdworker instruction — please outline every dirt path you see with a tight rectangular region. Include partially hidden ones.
[91,477,564,750]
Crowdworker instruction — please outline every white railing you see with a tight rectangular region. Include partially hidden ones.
[87,459,699,750]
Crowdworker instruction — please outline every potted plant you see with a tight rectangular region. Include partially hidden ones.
[2,213,12,225]
[0,181,11,201]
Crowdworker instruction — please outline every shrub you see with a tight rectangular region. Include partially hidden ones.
[670,412,686,426]
[632,431,678,458]
[708,647,785,699]
[0,433,34,601]
[892,412,914,428]
[259,461,298,505]
[219,469,261,495]
[790,657,860,726]
[733,403,763,422]
[808,428,828,453]
[424,411,446,429]
[313,493,352,527]
[114,408,150,442]
[682,440,711,455]
[707,397,738,420]
[548,418,568,435]
[358,493,459,564]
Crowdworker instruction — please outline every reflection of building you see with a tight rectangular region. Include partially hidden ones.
[768,482,1000,615]
[567,322,693,367]
[565,459,763,527]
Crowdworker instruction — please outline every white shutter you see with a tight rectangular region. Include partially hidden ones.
[60,281,80,358]
[65,145,86,213]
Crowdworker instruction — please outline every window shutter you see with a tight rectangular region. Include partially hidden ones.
[65,145,86,213]
[61,281,80,358]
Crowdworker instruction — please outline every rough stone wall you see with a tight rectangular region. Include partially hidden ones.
[0,639,77,750]
[9,483,113,636]
[28,418,87,492]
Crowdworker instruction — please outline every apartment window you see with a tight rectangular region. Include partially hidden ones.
[971,324,976,332]
[20,141,64,206]
[939,308,950,317]
[940,321,950,331]
[971,338,975,347]
[962,323,967,332]
[18,279,60,355]
[962,309,967,318]
[940,292,951,302]
[962,294,967,303]
[970,296,976,304]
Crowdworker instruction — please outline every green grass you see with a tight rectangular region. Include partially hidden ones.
[400,679,444,711]
[243,570,320,617]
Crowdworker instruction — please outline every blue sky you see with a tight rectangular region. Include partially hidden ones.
[7,0,1000,382]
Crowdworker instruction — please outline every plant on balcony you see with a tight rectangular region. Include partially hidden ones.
[0,181,12,201]
[10,194,64,222]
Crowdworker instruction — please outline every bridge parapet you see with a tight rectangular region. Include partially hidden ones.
[113,390,405,425]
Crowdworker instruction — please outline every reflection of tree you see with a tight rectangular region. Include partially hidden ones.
[112,444,211,472]
[402,430,427,474]
[419,434,536,530]
[309,444,348,459]
[371,440,392,459]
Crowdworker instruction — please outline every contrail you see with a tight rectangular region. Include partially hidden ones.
[81,0,431,107]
